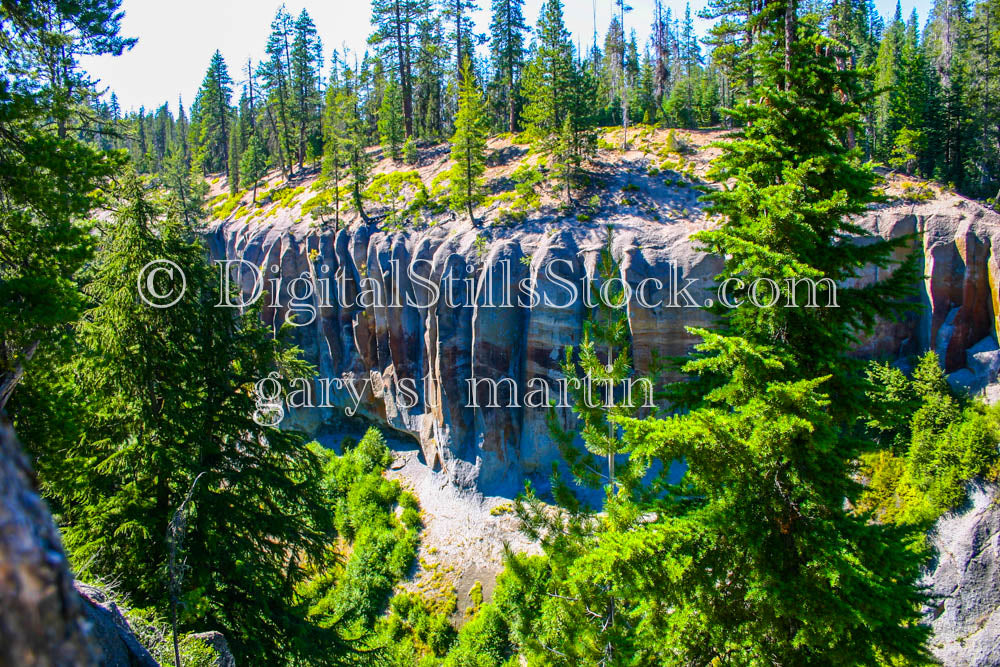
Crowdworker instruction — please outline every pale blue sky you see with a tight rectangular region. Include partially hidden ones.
[83,0,932,113]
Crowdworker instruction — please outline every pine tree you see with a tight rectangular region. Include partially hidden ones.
[290,9,324,169]
[489,0,528,132]
[615,0,633,147]
[191,51,233,176]
[449,60,489,223]
[163,148,208,227]
[443,0,480,82]
[514,230,656,663]
[965,0,1000,195]
[319,73,351,231]
[259,6,297,178]
[701,0,763,100]
[603,16,627,129]
[240,134,268,204]
[227,121,242,194]
[0,0,128,411]
[379,74,406,161]
[889,10,931,174]
[604,13,929,663]
[30,174,353,665]
[651,0,680,110]
[370,0,427,137]
[521,0,577,138]
[346,77,373,220]
[874,3,905,159]
[135,106,149,172]
[924,0,971,186]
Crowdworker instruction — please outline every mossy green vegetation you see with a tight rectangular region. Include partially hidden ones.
[209,190,248,220]
[483,163,543,224]
[859,352,1000,526]
[301,428,421,640]
[364,171,432,229]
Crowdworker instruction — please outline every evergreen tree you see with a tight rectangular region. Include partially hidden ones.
[163,148,208,227]
[444,0,480,82]
[259,6,297,178]
[413,14,449,138]
[379,74,406,161]
[319,72,351,231]
[0,0,129,411]
[607,14,929,663]
[603,16,627,129]
[489,0,528,132]
[651,0,675,108]
[240,134,269,204]
[874,3,905,159]
[615,0,633,147]
[521,0,577,139]
[346,80,373,220]
[135,106,149,172]
[449,60,489,223]
[514,230,654,663]
[227,121,242,194]
[191,51,234,176]
[291,9,324,169]
[965,0,1000,194]
[27,174,352,665]
[890,11,932,174]
[370,0,427,137]
[701,0,764,100]
[924,0,971,186]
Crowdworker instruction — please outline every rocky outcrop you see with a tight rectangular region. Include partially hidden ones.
[189,632,235,667]
[75,583,159,667]
[207,192,1000,491]
[0,418,99,665]
[854,196,1000,373]
[922,482,1000,666]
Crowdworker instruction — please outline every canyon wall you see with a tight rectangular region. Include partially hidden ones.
[206,193,1000,491]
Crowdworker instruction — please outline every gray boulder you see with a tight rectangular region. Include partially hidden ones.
[74,583,159,667]
[0,418,100,666]
[923,482,1000,666]
[189,632,235,667]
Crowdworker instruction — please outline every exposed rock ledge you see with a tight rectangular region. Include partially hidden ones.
[0,418,98,664]
[923,482,1000,666]
[207,192,1000,492]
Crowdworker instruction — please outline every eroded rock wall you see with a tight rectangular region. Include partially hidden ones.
[922,482,1000,667]
[207,194,1000,491]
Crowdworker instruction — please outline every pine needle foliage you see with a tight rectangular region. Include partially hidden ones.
[449,60,489,224]
[606,22,932,665]
[26,174,357,666]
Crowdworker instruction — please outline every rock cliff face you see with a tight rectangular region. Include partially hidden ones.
[207,192,1000,491]
[922,482,1000,666]
[0,418,99,665]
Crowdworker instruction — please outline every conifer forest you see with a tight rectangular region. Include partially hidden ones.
[4,0,1000,665]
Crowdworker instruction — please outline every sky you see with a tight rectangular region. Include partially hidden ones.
[83,0,933,113]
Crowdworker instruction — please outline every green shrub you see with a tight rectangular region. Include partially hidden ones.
[899,181,934,202]
[382,592,458,662]
[402,506,422,530]
[302,428,422,638]
[860,352,1000,525]
[365,171,429,228]
[403,136,419,164]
